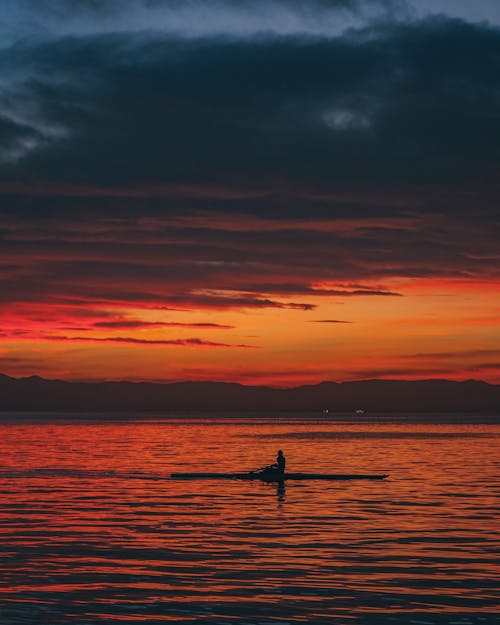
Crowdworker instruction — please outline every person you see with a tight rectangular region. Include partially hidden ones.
[254,450,286,481]
[275,449,286,475]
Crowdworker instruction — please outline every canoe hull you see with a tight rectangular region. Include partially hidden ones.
[171,472,388,481]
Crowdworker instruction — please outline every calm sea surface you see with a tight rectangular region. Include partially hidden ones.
[0,413,499,625]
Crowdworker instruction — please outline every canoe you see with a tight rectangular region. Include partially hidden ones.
[171,472,388,481]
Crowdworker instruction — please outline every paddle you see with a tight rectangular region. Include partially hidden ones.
[249,463,275,474]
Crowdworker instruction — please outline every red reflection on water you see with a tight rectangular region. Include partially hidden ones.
[0,417,498,623]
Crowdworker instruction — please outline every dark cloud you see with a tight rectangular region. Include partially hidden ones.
[310,319,352,323]
[92,320,234,329]
[47,335,258,348]
[0,116,43,165]
[0,4,499,336]
[1,16,500,194]
[172,296,316,311]
[0,207,498,310]
[400,349,500,359]
[241,283,401,296]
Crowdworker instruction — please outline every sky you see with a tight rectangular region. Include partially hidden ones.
[1,0,499,386]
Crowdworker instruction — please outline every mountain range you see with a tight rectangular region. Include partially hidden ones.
[1,374,499,413]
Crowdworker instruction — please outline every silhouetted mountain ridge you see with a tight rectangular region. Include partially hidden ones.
[0,374,499,412]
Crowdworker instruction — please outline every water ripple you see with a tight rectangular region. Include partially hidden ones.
[0,416,498,624]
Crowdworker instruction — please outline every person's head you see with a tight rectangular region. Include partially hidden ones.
[278,449,283,457]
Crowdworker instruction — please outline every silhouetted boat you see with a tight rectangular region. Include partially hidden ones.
[171,472,388,481]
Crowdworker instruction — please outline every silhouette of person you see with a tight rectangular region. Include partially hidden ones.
[256,449,286,481]
[274,449,286,475]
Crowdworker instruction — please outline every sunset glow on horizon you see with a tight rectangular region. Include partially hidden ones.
[2,219,499,386]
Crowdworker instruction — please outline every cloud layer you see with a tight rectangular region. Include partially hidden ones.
[1,5,500,192]
[1,0,499,383]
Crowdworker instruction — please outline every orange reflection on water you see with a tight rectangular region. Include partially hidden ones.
[0,415,498,624]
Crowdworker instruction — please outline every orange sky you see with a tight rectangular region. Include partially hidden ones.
[2,271,499,386]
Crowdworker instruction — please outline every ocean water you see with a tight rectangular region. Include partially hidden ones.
[0,413,499,625]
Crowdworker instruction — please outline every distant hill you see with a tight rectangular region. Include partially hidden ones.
[0,374,499,413]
